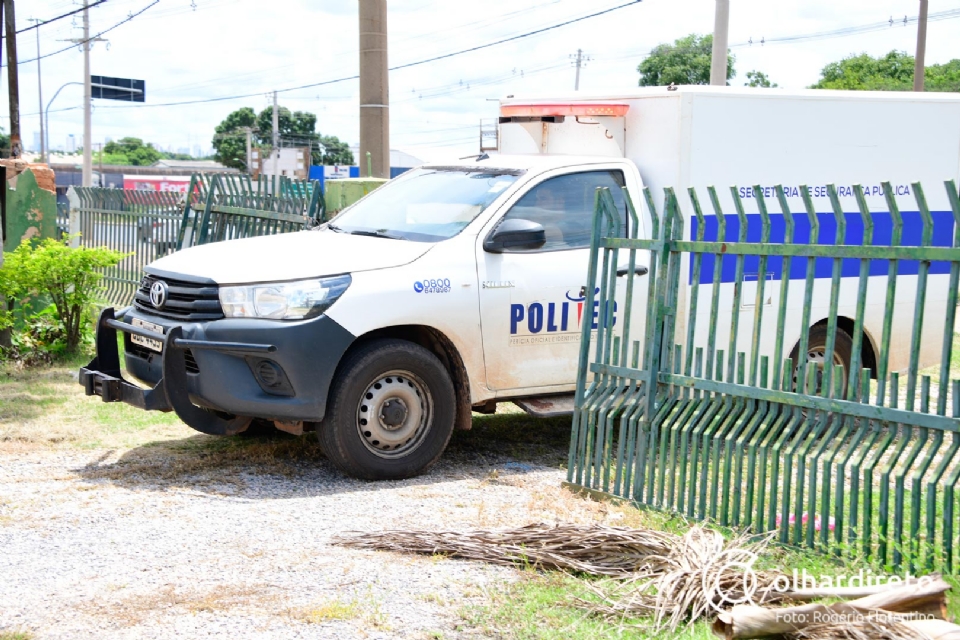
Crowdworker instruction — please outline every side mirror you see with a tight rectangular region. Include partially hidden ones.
[483,218,546,253]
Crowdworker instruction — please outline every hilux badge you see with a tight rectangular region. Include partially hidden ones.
[150,281,168,309]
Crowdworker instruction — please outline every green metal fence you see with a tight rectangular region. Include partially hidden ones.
[73,187,183,307]
[71,174,324,307]
[568,180,960,572]
[176,173,324,250]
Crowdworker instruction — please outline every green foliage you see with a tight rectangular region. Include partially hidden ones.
[0,125,9,157]
[99,137,164,166]
[0,237,125,357]
[212,105,354,170]
[745,70,778,88]
[212,106,257,170]
[638,34,735,87]
[812,51,914,90]
[317,134,354,166]
[812,50,960,92]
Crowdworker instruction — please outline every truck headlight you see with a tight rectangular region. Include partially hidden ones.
[219,275,351,320]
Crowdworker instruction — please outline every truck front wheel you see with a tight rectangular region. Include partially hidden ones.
[319,339,456,480]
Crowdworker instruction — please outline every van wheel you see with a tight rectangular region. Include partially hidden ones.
[319,339,456,480]
[789,325,854,397]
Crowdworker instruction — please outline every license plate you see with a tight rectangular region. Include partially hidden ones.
[131,318,164,353]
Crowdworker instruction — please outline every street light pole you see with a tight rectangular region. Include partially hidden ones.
[28,18,44,162]
[45,82,82,158]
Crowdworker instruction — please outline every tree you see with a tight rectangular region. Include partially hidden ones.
[99,137,163,166]
[318,135,353,166]
[212,105,354,170]
[744,70,778,88]
[811,50,960,92]
[638,34,735,87]
[927,59,960,91]
[212,107,257,171]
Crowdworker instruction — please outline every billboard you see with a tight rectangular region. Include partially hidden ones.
[123,175,191,192]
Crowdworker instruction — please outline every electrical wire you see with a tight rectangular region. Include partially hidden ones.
[16,0,159,65]
[1,0,109,37]
[87,0,644,110]
[598,5,960,65]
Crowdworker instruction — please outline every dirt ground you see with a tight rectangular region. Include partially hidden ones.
[0,360,633,639]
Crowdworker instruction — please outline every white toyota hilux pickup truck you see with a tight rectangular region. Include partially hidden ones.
[79,87,960,480]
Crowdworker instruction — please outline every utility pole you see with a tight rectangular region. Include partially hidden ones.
[28,18,43,162]
[710,0,730,87]
[243,127,252,174]
[571,49,591,91]
[359,0,389,179]
[271,91,279,179]
[914,0,928,92]
[82,0,92,186]
[4,0,22,158]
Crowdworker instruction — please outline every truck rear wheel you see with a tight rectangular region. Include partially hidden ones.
[319,339,456,480]
[789,325,854,398]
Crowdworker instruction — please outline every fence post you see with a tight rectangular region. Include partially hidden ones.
[67,186,80,248]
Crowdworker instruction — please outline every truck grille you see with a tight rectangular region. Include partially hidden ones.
[134,275,224,321]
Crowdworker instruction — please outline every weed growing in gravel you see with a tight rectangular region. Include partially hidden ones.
[0,631,33,640]
[295,599,360,623]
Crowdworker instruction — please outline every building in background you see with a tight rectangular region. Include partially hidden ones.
[347,145,423,178]
[66,135,77,153]
[255,147,312,180]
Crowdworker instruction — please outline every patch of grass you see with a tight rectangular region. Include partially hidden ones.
[459,571,714,640]
[0,349,188,451]
[0,631,34,640]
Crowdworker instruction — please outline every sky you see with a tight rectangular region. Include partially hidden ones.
[7,0,960,164]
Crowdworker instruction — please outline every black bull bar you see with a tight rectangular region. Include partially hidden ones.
[79,307,276,436]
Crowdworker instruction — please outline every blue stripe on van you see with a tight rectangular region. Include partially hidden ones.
[688,211,956,285]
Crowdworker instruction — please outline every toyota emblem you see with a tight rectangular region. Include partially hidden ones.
[149,281,168,309]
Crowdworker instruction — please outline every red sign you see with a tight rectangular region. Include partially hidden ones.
[123,175,191,193]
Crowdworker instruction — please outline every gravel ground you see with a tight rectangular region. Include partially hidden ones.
[0,438,612,639]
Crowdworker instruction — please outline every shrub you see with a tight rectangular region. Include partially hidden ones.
[0,237,125,356]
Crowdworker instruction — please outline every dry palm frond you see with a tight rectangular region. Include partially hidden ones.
[333,522,676,576]
[582,527,789,632]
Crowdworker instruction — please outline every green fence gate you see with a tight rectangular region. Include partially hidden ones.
[72,174,324,308]
[176,173,324,251]
[568,180,960,572]
[73,187,183,307]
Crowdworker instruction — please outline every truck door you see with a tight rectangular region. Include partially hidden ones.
[476,168,643,392]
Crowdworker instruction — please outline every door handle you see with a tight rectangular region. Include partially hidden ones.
[617,266,649,277]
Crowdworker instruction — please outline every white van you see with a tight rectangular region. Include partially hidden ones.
[80,87,960,480]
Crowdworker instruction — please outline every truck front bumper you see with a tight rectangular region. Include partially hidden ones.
[79,307,355,435]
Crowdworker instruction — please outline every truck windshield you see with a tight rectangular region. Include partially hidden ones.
[328,168,522,242]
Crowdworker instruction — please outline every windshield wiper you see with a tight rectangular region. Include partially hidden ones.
[326,223,345,233]
[347,229,405,240]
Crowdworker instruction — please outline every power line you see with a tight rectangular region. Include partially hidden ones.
[388,0,641,73]
[602,5,960,64]
[733,7,960,47]
[1,0,109,37]
[89,0,644,110]
[15,0,159,65]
